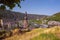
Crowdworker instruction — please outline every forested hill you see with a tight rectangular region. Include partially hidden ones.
[46,12,60,22]
[0,10,47,20]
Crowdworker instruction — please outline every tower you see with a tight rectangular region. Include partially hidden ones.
[23,12,28,28]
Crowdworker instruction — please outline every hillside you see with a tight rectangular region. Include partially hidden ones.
[0,10,47,20]
[46,12,60,22]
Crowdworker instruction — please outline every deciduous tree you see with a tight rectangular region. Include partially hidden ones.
[0,0,24,10]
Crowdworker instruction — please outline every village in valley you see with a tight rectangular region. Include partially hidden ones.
[0,0,60,40]
[0,10,60,40]
[0,11,60,31]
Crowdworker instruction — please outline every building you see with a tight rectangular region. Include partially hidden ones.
[23,12,28,28]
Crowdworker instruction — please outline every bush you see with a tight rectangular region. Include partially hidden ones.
[0,30,12,39]
[31,33,60,40]
[0,30,6,39]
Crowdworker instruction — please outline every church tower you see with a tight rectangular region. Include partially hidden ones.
[23,12,28,28]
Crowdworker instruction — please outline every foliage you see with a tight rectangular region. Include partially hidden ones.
[0,0,24,10]
[4,26,60,40]
[4,28,44,40]
[0,30,6,39]
[30,20,42,24]
[0,30,12,39]
[31,33,60,40]
[46,12,60,22]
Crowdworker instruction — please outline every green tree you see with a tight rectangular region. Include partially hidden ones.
[0,0,24,10]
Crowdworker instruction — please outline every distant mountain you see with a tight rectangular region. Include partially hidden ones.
[0,10,47,22]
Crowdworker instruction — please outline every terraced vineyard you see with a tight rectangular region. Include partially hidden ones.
[4,26,60,40]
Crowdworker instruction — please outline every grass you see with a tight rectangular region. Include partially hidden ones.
[30,26,60,40]
[30,33,60,40]
[4,28,44,40]
[5,26,60,40]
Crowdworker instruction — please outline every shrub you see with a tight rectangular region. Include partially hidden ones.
[31,33,60,40]
[0,30,6,39]
[0,30,12,39]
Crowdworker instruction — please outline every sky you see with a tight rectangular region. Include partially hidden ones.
[12,0,60,15]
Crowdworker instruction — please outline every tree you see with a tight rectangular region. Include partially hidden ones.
[0,0,24,10]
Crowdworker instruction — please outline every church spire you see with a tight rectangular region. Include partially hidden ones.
[23,11,28,28]
[24,11,28,20]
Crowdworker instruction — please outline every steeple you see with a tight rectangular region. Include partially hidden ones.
[23,11,28,28]
[24,11,28,20]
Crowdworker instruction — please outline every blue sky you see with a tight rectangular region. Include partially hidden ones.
[12,0,60,15]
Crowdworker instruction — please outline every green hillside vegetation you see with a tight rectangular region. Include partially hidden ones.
[30,20,42,24]
[30,26,60,40]
[46,12,60,22]
[31,33,60,40]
